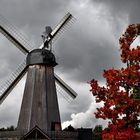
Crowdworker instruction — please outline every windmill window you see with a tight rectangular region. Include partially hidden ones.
[51,122,61,131]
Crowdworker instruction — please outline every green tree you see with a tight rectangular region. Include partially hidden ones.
[92,125,103,140]
[0,125,15,131]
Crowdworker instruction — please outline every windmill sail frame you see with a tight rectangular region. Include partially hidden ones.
[0,12,77,105]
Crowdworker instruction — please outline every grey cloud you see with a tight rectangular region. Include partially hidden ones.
[0,0,72,47]
[0,0,124,83]
[93,0,140,24]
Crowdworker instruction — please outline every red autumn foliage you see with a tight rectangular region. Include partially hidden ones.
[90,24,140,139]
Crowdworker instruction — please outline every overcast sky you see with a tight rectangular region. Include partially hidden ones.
[0,0,140,129]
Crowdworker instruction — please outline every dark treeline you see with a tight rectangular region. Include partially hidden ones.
[63,124,103,140]
[0,126,16,131]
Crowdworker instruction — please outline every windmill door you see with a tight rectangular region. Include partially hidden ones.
[21,126,51,140]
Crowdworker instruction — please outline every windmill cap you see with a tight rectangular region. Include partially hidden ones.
[26,49,57,67]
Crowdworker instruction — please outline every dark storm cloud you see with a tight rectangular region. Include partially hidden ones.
[0,34,25,83]
[56,31,121,82]
[0,0,72,46]
[94,0,140,23]
[57,0,140,82]
[0,0,124,83]
[0,0,140,83]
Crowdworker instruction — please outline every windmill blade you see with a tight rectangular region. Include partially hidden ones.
[0,14,33,54]
[0,60,28,104]
[56,83,73,103]
[44,12,75,46]
[0,25,29,54]
[54,73,77,99]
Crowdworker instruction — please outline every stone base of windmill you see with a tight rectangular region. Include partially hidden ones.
[0,126,92,140]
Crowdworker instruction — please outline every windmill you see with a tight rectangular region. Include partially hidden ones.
[0,13,77,132]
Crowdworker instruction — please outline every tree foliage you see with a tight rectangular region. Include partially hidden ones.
[90,24,140,139]
[92,125,103,140]
[0,125,15,131]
